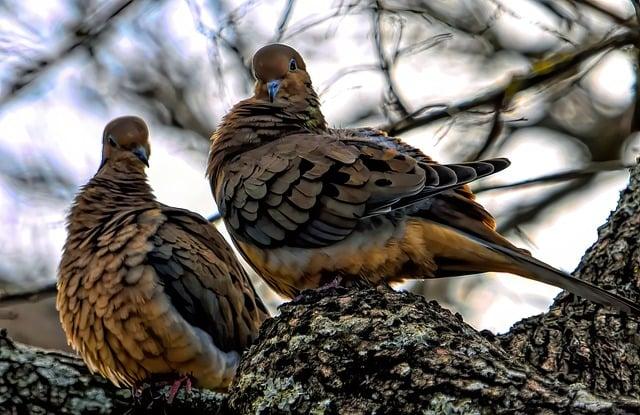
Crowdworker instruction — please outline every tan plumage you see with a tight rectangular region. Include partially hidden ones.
[207,44,640,315]
[57,116,269,391]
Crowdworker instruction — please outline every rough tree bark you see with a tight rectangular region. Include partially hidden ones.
[2,164,640,414]
[0,330,226,414]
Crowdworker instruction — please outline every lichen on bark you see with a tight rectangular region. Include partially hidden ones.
[228,286,640,414]
[0,329,226,414]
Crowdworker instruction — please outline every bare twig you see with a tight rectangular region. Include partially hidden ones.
[273,0,297,42]
[115,24,214,141]
[394,33,452,59]
[208,212,222,223]
[318,64,379,97]
[468,94,506,161]
[0,282,57,307]
[489,0,576,45]
[0,0,140,107]
[497,175,594,233]
[186,0,254,87]
[381,29,640,136]
[573,0,638,26]
[282,2,367,40]
[372,1,411,120]
[474,160,630,193]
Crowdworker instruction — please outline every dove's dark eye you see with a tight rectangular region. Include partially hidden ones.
[289,59,297,71]
[108,135,117,147]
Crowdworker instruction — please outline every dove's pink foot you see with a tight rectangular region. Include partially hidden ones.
[165,375,193,404]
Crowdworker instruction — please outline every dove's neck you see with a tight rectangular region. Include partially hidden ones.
[297,86,326,131]
[74,162,156,215]
[208,89,327,179]
[65,164,157,248]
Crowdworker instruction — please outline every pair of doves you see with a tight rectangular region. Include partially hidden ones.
[56,44,640,395]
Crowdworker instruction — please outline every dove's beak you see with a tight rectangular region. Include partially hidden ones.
[132,145,149,167]
[267,80,281,102]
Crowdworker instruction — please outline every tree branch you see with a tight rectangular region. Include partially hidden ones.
[0,329,225,414]
[273,0,297,42]
[474,160,630,193]
[498,160,640,396]
[380,29,640,136]
[0,282,57,306]
[230,284,640,413]
[0,0,140,107]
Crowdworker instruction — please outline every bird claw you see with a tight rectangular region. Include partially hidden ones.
[131,383,145,401]
[293,276,345,301]
[319,276,343,290]
[165,375,193,404]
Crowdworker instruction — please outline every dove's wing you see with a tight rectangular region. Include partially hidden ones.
[340,128,517,247]
[218,132,509,249]
[149,206,269,352]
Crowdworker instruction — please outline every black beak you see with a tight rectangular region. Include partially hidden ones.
[267,80,281,103]
[132,146,149,167]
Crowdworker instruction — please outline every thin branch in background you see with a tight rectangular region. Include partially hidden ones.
[469,94,506,161]
[497,175,595,233]
[186,0,254,89]
[573,0,638,26]
[0,0,139,108]
[372,1,410,120]
[533,0,580,26]
[281,1,366,40]
[0,282,57,307]
[273,0,296,42]
[115,24,214,141]
[208,212,222,223]
[488,0,576,45]
[474,160,630,193]
[381,29,639,136]
[318,64,379,97]
[394,33,452,59]
[432,117,457,146]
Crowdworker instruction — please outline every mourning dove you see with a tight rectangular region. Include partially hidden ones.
[57,116,269,393]
[207,44,639,315]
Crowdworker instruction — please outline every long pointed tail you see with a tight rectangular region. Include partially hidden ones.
[482,238,640,315]
[425,221,640,315]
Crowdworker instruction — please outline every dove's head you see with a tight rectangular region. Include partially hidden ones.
[252,44,312,103]
[100,116,151,170]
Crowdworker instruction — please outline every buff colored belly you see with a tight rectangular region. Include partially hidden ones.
[236,218,519,299]
[236,219,443,298]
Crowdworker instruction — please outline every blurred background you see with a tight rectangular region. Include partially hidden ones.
[0,0,638,351]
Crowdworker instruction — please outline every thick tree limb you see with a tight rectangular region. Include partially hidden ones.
[229,286,640,414]
[498,159,640,397]
[2,162,640,412]
[0,329,225,414]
